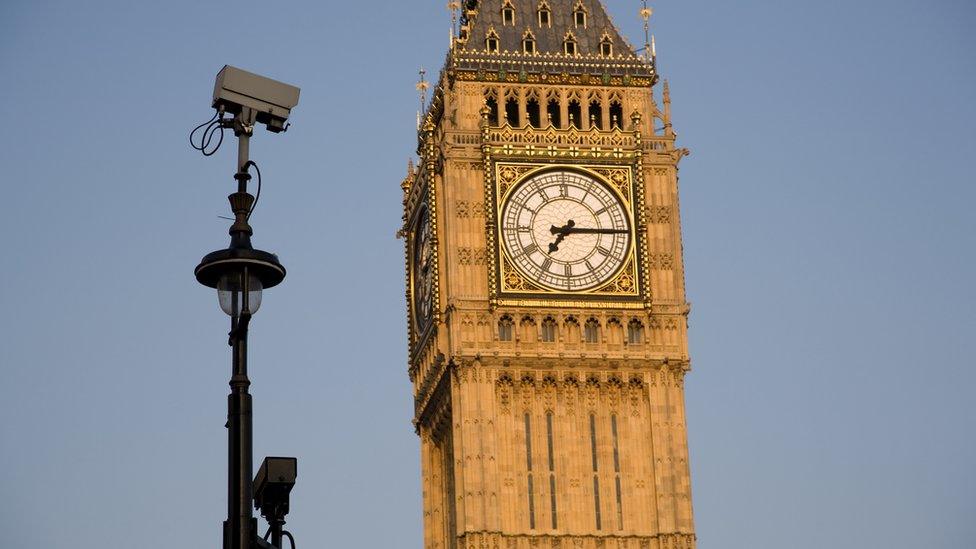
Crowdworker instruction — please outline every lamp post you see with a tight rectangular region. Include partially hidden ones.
[192,65,300,549]
[195,119,285,549]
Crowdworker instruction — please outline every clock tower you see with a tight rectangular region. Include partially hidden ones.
[401,2,695,548]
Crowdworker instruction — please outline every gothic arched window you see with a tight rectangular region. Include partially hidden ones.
[541,317,557,342]
[502,1,516,26]
[584,318,600,343]
[526,96,541,128]
[627,319,644,345]
[523,30,537,54]
[486,29,500,52]
[564,35,578,56]
[546,96,560,127]
[485,94,499,126]
[505,96,520,127]
[498,315,514,341]
[567,99,582,128]
[538,2,552,28]
[574,2,587,28]
[589,99,603,129]
[609,99,623,129]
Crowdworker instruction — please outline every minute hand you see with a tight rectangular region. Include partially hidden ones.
[550,225,628,235]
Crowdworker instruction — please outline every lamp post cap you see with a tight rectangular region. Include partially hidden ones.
[195,246,286,290]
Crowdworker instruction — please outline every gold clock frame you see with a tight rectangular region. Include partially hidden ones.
[406,163,440,357]
[487,160,649,309]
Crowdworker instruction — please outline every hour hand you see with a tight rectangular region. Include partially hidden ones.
[548,233,566,253]
[550,219,576,235]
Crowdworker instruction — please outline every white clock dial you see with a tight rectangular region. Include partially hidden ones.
[500,170,632,291]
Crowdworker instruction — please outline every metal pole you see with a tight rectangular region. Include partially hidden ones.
[225,115,255,549]
[226,308,253,549]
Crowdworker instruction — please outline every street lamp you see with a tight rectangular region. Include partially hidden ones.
[191,65,299,549]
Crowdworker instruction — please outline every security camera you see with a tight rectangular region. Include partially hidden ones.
[213,65,300,133]
[253,456,297,518]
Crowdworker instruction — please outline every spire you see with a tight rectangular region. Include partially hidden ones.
[640,0,653,62]
[416,68,430,130]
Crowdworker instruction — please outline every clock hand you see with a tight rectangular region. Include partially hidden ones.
[548,233,566,253]
[562,227,629,235]
[548,219,628,251]
[549,219,576,235]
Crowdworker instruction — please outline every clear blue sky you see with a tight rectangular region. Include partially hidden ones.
[1,1,973,547]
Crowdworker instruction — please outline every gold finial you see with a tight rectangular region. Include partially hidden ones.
[401,159,415,194]
[416,67,430,130]
[640,1,653,62]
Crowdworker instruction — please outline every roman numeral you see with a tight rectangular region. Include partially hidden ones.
[597,246,611,256]
[594,207,608,216]
[523,243,538,255]
[564,264,572,277]
[541,258,552,272]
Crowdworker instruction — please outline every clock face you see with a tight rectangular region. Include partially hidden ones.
[412,206,434,327]
[500,170,632,291]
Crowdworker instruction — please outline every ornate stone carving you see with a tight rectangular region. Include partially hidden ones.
[458,247,489,266]
[456,200,486,218]
[647,205,672,224]
[648,252,675,270]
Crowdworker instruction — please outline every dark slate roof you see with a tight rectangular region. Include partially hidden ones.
[460,0,636,57]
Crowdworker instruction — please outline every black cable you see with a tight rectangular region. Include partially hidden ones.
[190,111,225,156]
[282,530,296,549]
[242,160,261,221]
[200,119,224,156]
[189,111,217,147]
[263,526,272,541]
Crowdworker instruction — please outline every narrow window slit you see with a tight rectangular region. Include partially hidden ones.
[525,412,536,530]
[590,413,601,530]
[612,414,623,530]
[546,412,557,529]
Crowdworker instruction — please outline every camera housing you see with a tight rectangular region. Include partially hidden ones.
[213,65,300,133]
[253,456,297,518]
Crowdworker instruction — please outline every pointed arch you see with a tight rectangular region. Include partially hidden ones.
[600,32,614,56]
[501,0,516,26]
[541,316,557,342]
[484,88,499,126]
[545,90,561,128]
[573,0,588,29]
[584,317,600,343]
[537,1,552,28]
[485,26,500,53]
[525,88,542,128]
[522,28,537,54]
[563,31,578,56]
[498,314,514,341]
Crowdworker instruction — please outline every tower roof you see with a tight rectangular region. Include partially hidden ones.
[460,0,635,56]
